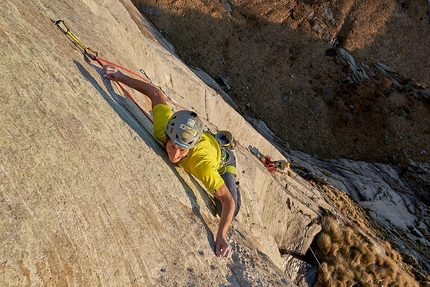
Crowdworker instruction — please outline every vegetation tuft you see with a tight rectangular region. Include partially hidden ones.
[311,185,429,287]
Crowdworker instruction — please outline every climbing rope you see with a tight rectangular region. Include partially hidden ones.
[52,19,292,169]
[51,19,230,134]
[52,19,245,138]
[52,19,156,124]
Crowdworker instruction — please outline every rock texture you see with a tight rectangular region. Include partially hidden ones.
[1,0,322,286]
[1,0,429,286]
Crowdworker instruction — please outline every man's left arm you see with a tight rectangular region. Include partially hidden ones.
[213,183,235,259]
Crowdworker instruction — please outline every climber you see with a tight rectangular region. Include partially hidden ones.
[102,65,241,260]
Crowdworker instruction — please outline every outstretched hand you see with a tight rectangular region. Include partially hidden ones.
[215,235,232,260]
[102,65,124,82]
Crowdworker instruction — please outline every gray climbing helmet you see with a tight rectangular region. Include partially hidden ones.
[166,110,203,149]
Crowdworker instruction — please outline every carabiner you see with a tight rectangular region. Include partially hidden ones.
[51,19,98,59]
[51,19,69,35]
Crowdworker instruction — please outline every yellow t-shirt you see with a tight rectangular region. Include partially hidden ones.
[152,104,224,192]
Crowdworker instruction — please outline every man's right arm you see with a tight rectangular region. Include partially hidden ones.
[213,183,235,259]
[102,65,167,108]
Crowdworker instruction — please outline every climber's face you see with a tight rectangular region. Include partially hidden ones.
[166,139,190,163]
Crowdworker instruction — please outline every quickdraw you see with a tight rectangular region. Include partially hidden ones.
[52,20,98,60]
[52,19,154,123]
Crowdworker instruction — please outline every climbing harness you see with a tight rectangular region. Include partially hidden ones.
[218,147,236,176]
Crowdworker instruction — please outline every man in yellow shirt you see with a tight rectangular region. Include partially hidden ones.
[102,65,241,259]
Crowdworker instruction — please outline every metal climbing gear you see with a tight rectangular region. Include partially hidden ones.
[51,19,155,123]
[52,20,98,59]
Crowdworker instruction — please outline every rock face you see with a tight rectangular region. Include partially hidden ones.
[0,0,323,286]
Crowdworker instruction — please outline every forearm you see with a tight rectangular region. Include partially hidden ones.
[120,75,166,107]
[216,191,235,239]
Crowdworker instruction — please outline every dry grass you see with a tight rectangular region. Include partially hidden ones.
[313,218,420,286]
[312,186,424,287]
